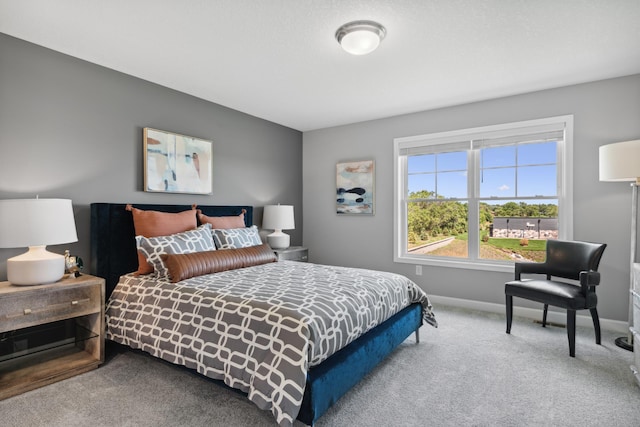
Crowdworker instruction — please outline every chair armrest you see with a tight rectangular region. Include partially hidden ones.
[580,270,600,292]
[514,262,549,280]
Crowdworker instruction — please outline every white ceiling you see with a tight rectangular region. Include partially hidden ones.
[1,1,639,132]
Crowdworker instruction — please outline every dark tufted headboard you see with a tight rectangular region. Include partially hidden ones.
[90,203,253,298]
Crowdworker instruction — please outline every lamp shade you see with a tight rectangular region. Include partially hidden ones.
[262,205,295,231]
[0,198,78,248]
[0,198,78,285]
[599,139,640,183]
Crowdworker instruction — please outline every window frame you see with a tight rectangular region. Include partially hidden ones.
[393,115,573,272]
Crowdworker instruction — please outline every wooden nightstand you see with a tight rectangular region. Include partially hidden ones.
[273,246,309,262]
[0,274,105,400]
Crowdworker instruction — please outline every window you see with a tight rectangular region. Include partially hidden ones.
[393,116,573,272]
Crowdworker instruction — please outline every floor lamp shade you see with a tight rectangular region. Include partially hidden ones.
[599,139,640,183]
[262,205,295,249]
[0,198,78,285]
[599,139,640,351]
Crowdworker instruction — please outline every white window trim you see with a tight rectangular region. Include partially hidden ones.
[393,115,573,273]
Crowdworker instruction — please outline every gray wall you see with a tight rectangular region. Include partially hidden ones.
[303,74,640,322]
[3,31,639,324]
[0,34,303,281]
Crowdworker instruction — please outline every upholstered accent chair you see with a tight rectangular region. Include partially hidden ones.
[505,239,607,357]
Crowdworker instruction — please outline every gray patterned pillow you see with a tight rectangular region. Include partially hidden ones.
[213,225,262,249]
[136,223,215,280]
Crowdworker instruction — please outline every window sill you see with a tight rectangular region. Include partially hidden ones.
[394,254,515,273]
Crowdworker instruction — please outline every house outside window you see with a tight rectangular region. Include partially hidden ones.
[393,115,573,272]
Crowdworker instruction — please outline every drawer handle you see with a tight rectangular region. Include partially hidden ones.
[4,298,91,319]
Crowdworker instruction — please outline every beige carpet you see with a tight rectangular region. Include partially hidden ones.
[2,304,639,426]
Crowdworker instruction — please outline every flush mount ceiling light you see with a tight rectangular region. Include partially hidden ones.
[335,20,386,55]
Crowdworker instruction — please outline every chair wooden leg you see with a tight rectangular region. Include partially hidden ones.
[542,304,549,327]
[506,295,513,334]
[567,310,576,357]
[590,308,602,345]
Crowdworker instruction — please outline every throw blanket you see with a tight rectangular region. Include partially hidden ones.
[106,261,436,426]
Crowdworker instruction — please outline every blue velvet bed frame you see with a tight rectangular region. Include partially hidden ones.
[90,203,422,426]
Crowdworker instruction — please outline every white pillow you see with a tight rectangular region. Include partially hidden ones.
[136,223,215,280]
[212,225,262,250]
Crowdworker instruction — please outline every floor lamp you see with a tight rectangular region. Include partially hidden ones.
[599,139,640,351]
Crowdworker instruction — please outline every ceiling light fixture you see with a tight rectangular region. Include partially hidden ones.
[335,20,386,55]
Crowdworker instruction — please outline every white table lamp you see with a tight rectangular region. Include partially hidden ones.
[599,139,640,351]
[0,198,78,285]
[262,205,295,249]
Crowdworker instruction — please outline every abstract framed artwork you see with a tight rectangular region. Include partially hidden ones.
[336,160,375,215]
[143,127,213,194]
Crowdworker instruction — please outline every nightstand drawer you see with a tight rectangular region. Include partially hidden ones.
[631,327,640,387]
[633,290,640,331]
[273,247,308,262]
[0,284,101,332]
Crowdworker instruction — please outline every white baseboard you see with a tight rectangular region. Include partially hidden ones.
[429,294,629,334]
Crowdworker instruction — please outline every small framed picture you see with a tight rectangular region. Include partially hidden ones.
[143,128,213,194]
[336,160,374,215]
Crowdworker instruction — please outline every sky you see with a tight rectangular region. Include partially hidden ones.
[408,141,557,201]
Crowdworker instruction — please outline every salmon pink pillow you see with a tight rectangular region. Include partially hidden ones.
[197,209,246,229]
[126,205,197,275]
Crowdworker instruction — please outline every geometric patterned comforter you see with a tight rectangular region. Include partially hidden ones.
[105,261,437,426]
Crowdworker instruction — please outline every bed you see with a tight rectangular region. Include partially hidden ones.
[90,203,436,426]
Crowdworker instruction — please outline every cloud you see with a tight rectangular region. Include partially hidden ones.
[499,184,510,191]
